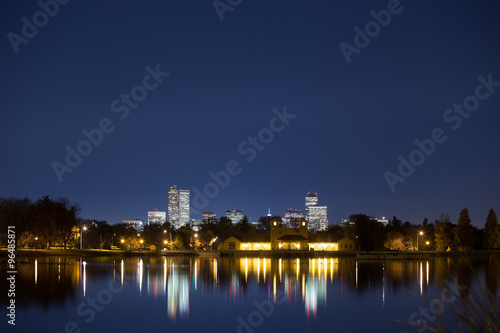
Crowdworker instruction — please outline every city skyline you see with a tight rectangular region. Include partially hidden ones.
[2,1,500,333]
[1,1,499,229]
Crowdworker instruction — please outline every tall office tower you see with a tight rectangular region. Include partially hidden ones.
[305,192,318,222]
[178,189,190,225]
[168,185,180,228]
[202,211,217,222]
[148,209,166,225]
[307,205,328,232]
[225,208,244,223]
[284,209,304,228]
[168,186,190,228]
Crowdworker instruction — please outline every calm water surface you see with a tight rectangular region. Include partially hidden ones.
[1,255,499,333]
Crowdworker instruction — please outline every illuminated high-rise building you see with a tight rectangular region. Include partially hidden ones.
[179,189,190,225]
[284,209,304,228]
[305,192,318,222]
[168,185,190,228]
[305,192,328,231]
[307,205,328,232]
[225,208,244,223]
[202,211,217,222]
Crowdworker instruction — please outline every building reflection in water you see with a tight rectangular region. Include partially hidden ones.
[167,262,190,320]
[5,254,499,324]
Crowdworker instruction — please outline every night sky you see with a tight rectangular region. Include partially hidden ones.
[1,0,499,227]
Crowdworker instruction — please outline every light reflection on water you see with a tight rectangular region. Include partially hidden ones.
[2,255,499,332]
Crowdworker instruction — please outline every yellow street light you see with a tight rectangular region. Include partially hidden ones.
[426,241,430,245]
[417,231,424,251]
[140,239,144,244]
[121,239,125,243]
[164,240,168,244]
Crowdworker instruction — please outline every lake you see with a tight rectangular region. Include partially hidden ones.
[1,254,499,333]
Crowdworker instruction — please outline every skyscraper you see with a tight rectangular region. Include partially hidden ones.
[178,189,190,225]
[284,208,304,228]
[168,185,191,228]
[168,185,180,227]
[168,186,190,228]
[305,192,318,221]
[307,205,328,231]
[305,192,328,231]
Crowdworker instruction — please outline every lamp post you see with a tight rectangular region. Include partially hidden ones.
[80,226,87,250]
[120,239,125,252]
[140,239,144,253]
[35,237,38,251]
[417,231,423,251]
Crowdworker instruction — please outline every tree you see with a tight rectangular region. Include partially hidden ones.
[217,217,235,242]
[435,215,454,251]
[326,224,344,236]
[197,227,217,250]
[0,197,34,248]
[484,208,500,250]
[169,235,184,250]
[454,208,474,251]
[33,196,59,249]
[421,218,435,251]
[54,198,80,249]
[235,216,254,234]
[143,222,165,249]
[384,231,406,251]
[390,216,402,230]
[349,214,385,251]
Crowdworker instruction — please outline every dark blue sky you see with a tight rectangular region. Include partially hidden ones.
[1,0,499,227]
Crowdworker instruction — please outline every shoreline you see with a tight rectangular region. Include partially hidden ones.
[1,248,498,259]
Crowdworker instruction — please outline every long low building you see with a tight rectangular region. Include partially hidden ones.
[221,219,354,251]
